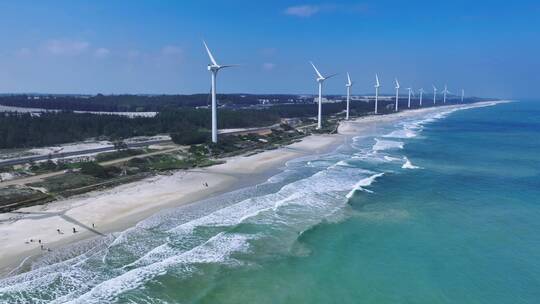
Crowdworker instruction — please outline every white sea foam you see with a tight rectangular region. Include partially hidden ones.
[384,156,401,162]
[383,128,417,139]
[402,157,421,169]
[346,172,385,199]
[372,139,404,152]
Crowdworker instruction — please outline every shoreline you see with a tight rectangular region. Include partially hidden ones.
[0,133,345,276]
[0,101,507,276]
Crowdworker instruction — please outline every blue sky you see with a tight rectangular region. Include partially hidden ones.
[0,0,538,98]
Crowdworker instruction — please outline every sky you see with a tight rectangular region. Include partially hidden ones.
[0,0,538,98]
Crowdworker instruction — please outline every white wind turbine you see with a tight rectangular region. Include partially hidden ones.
[442,85,450,103]
[345,72,353,120]
[461,89,465,103]
[203,41,238,143]
[406,87,414,108]
[433,85,438,104]
[374,74,381,114]
[310,61,337,129]
[419,88,425,107]
[394,78,400,112]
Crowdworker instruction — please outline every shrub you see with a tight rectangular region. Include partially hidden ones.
[171,129,210,145]
[80,162,109,178]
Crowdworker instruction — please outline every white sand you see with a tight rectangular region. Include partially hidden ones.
[0,134,342,274]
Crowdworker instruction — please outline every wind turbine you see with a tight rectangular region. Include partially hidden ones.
[419,88,425,107]
[203,41,237,143]
[461,89,465,103]
[432,85,438,104]
[374,74,381,114]
[394,78,400,112]
[310,61,337,129]
[442,85,450,103]
[407,87,413,108]
[345,73,353,120]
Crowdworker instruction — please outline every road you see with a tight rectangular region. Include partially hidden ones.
[0,139,172,167]
[0,146,184,187]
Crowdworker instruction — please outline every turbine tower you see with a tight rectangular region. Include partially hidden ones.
[442,85,450,103]
[394,78,400,112]
[374,74,381,114]
[346,72,353,120]
[203,41,237,143]
[310,61,337,129]
[407,87,413,108]
[461,89,465,103]
[419,88,425,107]
[433,85,438,104]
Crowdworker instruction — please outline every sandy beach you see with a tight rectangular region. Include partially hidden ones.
[0,102,502,276]
[0,133,343,275]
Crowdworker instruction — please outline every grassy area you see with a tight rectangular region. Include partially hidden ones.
[95,149,146,162]
[0,186,52,212]
[1,123,309,212]
[28,173,102,193]
[127,153,222,171]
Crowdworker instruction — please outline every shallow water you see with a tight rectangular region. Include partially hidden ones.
[1,100,539,303]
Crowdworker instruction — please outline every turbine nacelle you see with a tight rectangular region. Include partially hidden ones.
[442,85,450,94]
[203,41,238,73]
[310,61,337,83]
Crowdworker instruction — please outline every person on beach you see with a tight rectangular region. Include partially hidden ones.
[92,223,95,228]
[73,227,77,233]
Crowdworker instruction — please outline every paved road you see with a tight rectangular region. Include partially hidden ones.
[0,146,183,187]
[0,139,172,167]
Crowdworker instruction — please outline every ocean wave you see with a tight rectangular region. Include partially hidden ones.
[402,157,421,169]
[383,128,418,139]
[0,152,379,303]
[346,172,385,199]
[372,139,404,152]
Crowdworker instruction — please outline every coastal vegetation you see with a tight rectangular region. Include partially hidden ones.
[0,109,279,149]
[0,94,487,150]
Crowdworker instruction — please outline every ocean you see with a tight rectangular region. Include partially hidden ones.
[1,100,539,303]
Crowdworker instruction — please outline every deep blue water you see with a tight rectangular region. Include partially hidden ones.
[1,100,539,303]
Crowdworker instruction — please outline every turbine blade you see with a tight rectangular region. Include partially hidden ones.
[203,40,218,66]
[375,74,380,87]
[347,72,352,85]
[325,73,339,79]
[220,64,241,69]
[310,61,323,79]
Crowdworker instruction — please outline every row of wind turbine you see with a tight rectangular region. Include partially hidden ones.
[203,41,466,142]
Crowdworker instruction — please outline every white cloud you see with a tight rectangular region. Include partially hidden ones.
[262,62,276,71]
[127,49,141,59]
[284,5,320,17]
[94,48,110,58]
[284,3,369,17]
[260,47,277,57]
[15,48,32,56]
[44,39,90,55]
[161,45,182,56]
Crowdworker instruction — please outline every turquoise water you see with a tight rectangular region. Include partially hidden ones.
[1,100,539,303]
